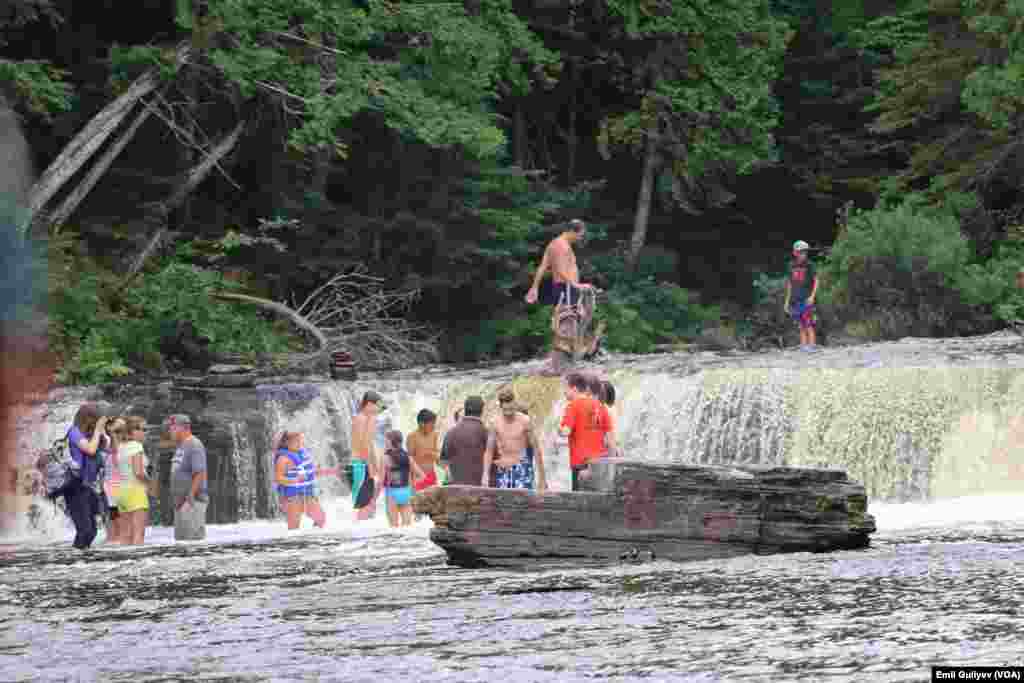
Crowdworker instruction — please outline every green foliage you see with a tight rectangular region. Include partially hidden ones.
[0,59,73,118]
[124,262,294,354]
[47,237,298,384]
[867,0,1024,195]
[956,241,1024,323]
[815,198,1017,338]
[66,330,134,385]
[462,307,552,359]
[108,45,183,87]
[821,200,971,306]
[599,0,791,205]
[590,246,720,353]
[197,0,553,159]
[0,2,70,117]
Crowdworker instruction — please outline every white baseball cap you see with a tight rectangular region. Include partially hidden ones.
[793,240,809,251]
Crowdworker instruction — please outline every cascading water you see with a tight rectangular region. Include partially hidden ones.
[608,366,1024,502]
[9,342,1024,539]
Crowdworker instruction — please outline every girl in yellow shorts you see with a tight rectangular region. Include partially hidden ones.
[116,416,151,545]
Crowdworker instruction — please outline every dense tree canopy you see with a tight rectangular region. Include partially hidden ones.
[2,0,1022,379]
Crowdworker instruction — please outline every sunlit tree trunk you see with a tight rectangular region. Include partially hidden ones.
[626,126,660,271]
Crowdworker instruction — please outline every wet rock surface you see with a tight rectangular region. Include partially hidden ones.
[365,330,1024,384]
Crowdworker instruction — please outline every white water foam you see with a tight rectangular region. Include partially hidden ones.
[871,494,1024,532]
[2,496,433,548]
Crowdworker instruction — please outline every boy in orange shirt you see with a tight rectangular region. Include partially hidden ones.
[560,372,611,491]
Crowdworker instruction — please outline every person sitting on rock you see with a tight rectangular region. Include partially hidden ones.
[784,240,819,351]
[560,372,611,491]
[481,387,547,492]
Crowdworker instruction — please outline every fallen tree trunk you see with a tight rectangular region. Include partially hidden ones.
[125,118,244,279]
[211,291,327,350]
[413,459,876,568]
[25,43,190,235]
[44,100,156,232]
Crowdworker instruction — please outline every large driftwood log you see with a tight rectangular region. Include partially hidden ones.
[25,44,191,235]
[413,459,876,567]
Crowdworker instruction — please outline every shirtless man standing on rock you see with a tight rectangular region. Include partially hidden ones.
[481,387,547,491]
[351,391,385,521]
[525,219,599,374]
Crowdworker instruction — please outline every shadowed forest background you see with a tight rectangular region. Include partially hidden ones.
[3,0,1024,382]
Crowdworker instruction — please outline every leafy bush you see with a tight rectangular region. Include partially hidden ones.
[456,307,551,360]
[48,238,300,384]
[124,262,295,355]
[590,245,720,353]
[956,241,1024,324]
[820,200,995,338]
[65,330,133,385]
[822,201,971,307]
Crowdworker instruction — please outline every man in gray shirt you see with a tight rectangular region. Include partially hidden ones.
[166,414,208,541]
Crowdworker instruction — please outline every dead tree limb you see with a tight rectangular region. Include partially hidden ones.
[45,99,156,232]
[210,267,438,369]
[294,267,439,368]
[211,291,328,350]
[25,43,191,235]
[125,118,244,279]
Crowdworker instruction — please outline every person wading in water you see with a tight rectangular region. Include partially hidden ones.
[525,219,602,374]
[481,387,547,492]
[351,391,385,522]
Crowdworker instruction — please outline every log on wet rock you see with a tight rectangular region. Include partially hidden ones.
[412,458,876,568]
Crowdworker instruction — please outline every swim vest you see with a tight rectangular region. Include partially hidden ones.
[276,448,317,498]
[385,448,411,489]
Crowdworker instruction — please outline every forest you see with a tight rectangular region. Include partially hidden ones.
[2,0,1023,382]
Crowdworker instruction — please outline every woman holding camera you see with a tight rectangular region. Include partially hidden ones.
[63,404,109,550]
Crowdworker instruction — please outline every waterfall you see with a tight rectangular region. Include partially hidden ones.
[610,367,1024,502]
[9,357,1024,539]
[261,383,357,506]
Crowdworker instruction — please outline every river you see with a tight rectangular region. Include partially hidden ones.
[2,493,1022,682]
[5,335,1024,681]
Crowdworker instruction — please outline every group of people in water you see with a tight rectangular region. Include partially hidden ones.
[46,404,208,550]
[41,218,829,547]
[333,370,617,529]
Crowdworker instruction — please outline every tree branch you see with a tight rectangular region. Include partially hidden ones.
[212,291,327,350]
[124,118,245,280]
[24,43,191,235]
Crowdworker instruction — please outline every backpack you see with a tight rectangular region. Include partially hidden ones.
[36,433,80,499]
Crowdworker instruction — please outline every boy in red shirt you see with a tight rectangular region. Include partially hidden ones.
[560,372,611,491]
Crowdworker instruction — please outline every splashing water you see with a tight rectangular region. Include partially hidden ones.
[9,357,1024,542]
